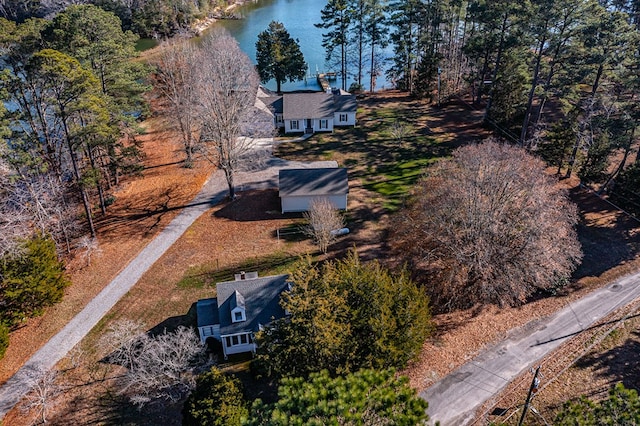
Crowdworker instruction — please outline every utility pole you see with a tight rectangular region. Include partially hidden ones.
[518,366,541,426]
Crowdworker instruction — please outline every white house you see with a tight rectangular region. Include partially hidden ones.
[257,88,357,134]
[279,168,348,213]
[196,273,289,359]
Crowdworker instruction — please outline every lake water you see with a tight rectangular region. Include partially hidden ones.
[212,0,390,92]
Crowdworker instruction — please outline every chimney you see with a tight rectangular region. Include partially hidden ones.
[240,271,246,280]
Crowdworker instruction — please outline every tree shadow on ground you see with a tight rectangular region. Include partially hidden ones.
[568,186,640,279]
[214,189,292,222]
[178,252,302,290]
[575,329,640,394]
[147,306,196,337]
[95,185,216,241]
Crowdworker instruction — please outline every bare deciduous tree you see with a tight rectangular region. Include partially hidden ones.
[152,29,274,197]
[99,319,146,372]
[20,366,62,425]
[0,154,79,256]
[101,321,207,406]
[0,158,29,257]
[153,38,201,167]
[197,29,266,199]
[76,235,102,267]
[303,198,345,254]
[393,139,583,312]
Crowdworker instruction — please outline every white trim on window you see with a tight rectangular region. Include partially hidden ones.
[224,332,253,347]
[339,113,348,122]
[320,119,328,129]
[290,120,299,130]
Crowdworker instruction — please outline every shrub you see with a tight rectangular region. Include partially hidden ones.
[182,367,247,426]
[0,234,70,327]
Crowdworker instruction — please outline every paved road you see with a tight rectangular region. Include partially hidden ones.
[0,136,332,420]
[422,270,640,425]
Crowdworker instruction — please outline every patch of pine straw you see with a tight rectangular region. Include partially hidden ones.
[0,116,210,386]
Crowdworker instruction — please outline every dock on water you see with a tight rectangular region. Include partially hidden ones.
[317,72,337,92]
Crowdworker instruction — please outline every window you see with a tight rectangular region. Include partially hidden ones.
[319,119,328,129]
[339,114,348,122]
[276,114,283,123]
[290,120,299,130]
[225,334,249,347]
[234,311,243,321]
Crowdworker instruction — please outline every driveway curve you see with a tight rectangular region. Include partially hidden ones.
[0,137,334,419]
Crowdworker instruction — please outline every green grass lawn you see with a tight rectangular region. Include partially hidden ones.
[275,100,451,212]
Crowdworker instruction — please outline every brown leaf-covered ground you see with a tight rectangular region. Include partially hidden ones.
[3,91,640,425]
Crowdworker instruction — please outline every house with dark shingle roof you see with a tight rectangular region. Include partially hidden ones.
[257,88,357,134]
[196,273,289,359]
[279,167,348,213]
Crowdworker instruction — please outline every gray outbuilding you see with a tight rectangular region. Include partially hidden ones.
[278,168,349,213]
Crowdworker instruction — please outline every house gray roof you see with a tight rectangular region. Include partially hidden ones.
[279,168,348,197]
[283,93,335,119]
[216,275,289,336]
[263,96,283,114]
[196,298,219,328]
[230,290,245,311]
[333,93,357,113]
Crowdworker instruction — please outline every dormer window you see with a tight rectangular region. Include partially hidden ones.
[230,290,246,323]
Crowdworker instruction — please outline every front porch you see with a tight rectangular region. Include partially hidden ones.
[222,332,256,359]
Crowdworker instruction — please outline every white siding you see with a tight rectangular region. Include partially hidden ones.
[198,324,220,343]
[285,119,302,133]
[281,194,347,213]
[334,111,356,126]
[221,332,256,359]
[315,118,334,132]
[285,118,335,134]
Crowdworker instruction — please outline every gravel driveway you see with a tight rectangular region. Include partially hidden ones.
[0,137,334,419]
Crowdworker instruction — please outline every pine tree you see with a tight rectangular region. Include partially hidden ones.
[556,383,640,425]
[316,0,351,91]
[253,250,433,378]
[248,369,429,425]
[0,322,9,360]
[0,234,70,327]
[255,21,307,93]
[182,367,247,426]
